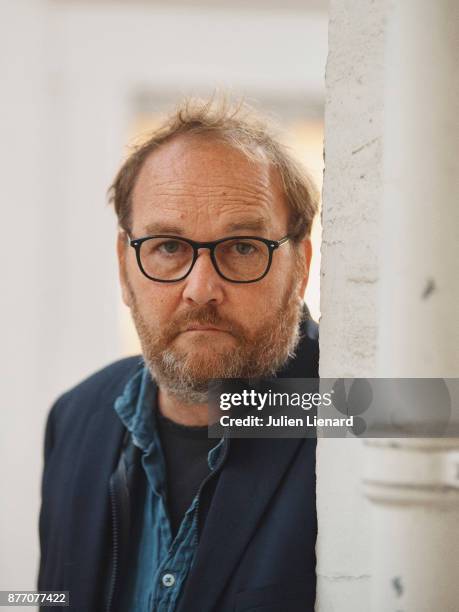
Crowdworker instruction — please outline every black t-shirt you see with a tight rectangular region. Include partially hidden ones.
[156,412,217,539]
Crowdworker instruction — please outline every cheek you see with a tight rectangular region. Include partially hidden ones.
[266,260,294,295]
[227,277,285,322]
[127,266,182,315]
[141,287,181,314]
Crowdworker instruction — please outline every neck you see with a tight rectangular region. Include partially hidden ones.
[157,387,209,426]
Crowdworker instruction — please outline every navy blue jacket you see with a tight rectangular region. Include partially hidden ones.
[38,316,319,612]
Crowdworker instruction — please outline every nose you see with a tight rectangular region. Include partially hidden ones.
[182,249,225,306]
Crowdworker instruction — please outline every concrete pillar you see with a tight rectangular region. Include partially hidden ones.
[318,0,386,607]
[378,0,459,378]
[320,1,459,610]
[365,1,459,611]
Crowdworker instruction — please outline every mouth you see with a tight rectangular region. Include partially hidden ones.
[183,325,228,333]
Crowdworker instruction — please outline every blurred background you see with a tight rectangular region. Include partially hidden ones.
[0,0,328,595]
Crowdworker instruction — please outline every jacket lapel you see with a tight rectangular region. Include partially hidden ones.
[64,400,126,611]
[177,436,303,612]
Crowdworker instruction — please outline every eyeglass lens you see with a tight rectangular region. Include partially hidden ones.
[138,237,270,281]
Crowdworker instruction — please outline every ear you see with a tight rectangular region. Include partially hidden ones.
[298,237,313,298]
[117,231,133,308]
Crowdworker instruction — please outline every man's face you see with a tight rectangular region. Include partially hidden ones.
[117,135,312,403]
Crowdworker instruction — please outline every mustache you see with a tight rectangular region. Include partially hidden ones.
[166,305,246,340]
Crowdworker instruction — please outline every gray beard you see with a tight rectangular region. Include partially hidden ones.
[128,266,305,405]
[140,299,304,405]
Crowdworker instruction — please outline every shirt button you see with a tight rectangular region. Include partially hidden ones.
[162,573,176,588]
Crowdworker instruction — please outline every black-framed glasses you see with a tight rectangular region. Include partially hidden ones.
[128,234,291,283]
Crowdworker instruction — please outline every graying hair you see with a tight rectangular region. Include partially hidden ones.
[109,96,319,242]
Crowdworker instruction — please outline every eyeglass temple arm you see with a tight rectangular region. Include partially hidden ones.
[276,236,290,248]
[122,231,134,246]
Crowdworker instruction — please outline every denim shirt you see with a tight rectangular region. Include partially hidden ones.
[113,365,224,612]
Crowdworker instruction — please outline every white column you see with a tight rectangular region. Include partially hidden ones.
[318,0,386,608]
[366,1,459,611]
[378,0,459,377]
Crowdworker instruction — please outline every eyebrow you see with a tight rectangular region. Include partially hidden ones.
[142,217,270,236]
[222,218,270,233]
[143,222,186,235]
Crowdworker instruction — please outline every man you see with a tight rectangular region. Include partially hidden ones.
[38,98,319,612]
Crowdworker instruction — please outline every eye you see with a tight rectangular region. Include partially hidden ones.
[233,241,257,255]
[158,240,182,254]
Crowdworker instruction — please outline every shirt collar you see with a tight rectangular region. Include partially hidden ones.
[114,365,157,453]
[113,363,225,470]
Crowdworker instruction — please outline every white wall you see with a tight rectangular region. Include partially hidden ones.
[0,0,50,596]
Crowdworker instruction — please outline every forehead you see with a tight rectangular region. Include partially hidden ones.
[130,134,289,236]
